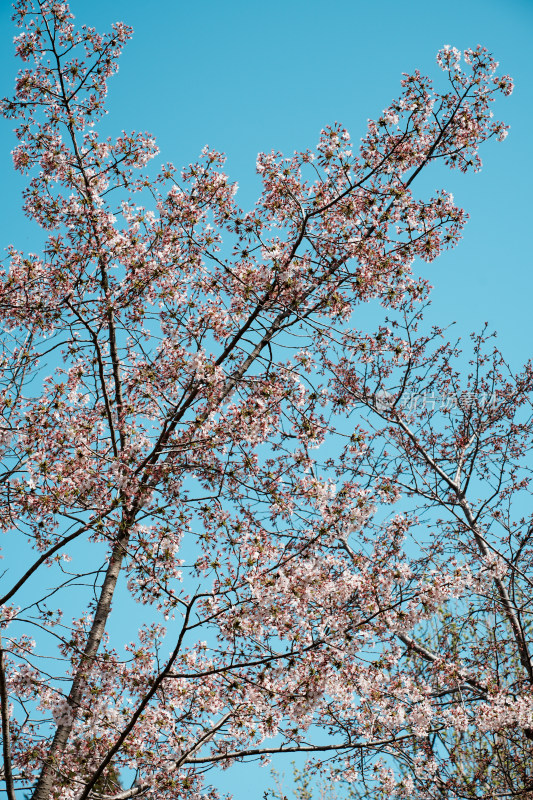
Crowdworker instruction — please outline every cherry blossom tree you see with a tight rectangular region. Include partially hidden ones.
[0,1,521,799]
[267,320,533,799]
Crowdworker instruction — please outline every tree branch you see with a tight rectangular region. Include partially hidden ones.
[0,635,17,800]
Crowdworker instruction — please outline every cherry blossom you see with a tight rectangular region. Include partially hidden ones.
[0,2,519,800]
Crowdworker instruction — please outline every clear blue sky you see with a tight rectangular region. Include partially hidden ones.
[1,0,532,797]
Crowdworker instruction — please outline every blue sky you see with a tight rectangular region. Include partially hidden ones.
[1,0,532,797]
